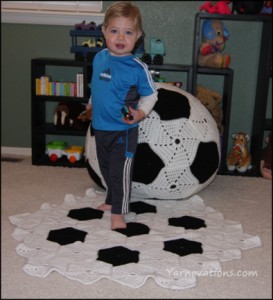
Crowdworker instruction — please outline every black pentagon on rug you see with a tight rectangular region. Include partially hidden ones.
[114,222,150,237]
[133,143,165,184]
[154,88,191,120]
[190,141,219,184]
[47,227,88,245]
[97,246,140,266]
[163,238,203,256]
[168,215,206,229]
[130,201,157,214]
[67,207,104,221]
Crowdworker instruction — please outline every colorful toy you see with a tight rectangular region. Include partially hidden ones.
[135,35,166,65]
[260,1,272,15]
[70,23,105,61]
[46,141,68,162]
[260,131,272,179]
[226,132,252,172]
[200,1,232,14]
[64,146,85,164]
[82,38,104,48]
[75,21,97,30]
[198,19,231,68]
[82,38,96,48]
[46,141,85,163]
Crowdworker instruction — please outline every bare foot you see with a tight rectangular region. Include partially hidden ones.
[111,214,127,229]
[97,203,112,211]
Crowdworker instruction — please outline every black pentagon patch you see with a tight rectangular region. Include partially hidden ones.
[97,246,139,266]
[168,216,206,229]
[153,88,191,120]
[67,207,104,221]
[114,222,150,237]
[163,238,203,256]
[130,201,157,214]
[47,227,88,245]
[133,143,164,184]
[190,141,219,183]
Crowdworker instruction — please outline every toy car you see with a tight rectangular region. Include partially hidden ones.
[96,37,104,48]
[120,106,134,120]
[144,38,166,65]
[135,36,166,65]
[46,141,68,162]
[46,141,84,163]
[75,21,96,30]
[64,146,85,163]
[82,38,96,47]
[82,38,104,48]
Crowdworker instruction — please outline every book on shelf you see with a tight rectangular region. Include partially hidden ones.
[35,74,81,97]
[48,82,53,96]
[76,73,84,98]
[35,78,41,95]
[40,76,50,95]
[55,82,61,96]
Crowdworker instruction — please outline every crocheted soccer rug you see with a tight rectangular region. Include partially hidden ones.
[9,188,261,290]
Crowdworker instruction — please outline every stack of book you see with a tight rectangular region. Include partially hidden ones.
[35,73,84,97]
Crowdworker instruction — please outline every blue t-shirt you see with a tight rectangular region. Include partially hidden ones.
[91,49,156,131]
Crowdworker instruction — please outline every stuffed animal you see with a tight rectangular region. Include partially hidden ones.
[54,102,90,130]
[260,1,272,15]
[260,131,272,180]
[200,1,232,14]
[226,132,252,172]
[198,19,231,68]
[195,85,224,134]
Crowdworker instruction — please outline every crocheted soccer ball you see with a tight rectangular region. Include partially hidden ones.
[85,83,220,199]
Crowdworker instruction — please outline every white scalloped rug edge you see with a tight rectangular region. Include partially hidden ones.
[9,188,262,290]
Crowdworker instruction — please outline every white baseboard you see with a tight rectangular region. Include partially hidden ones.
[1,147,32,156]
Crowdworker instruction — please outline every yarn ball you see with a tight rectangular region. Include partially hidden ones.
[85,82,220,199]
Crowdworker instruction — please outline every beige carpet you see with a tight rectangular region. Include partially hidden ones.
[1,156,272,299]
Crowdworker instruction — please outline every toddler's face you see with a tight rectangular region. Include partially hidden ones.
[102,16,141,56]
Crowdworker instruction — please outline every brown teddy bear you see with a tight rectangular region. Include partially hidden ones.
[195,85,224,134]
[198,19,231,68]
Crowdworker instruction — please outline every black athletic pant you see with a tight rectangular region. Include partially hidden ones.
[94,127,138,214]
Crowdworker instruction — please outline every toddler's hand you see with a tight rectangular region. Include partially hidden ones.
[122,107,145,124]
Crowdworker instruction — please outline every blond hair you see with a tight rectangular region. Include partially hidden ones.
[103,1,143,33]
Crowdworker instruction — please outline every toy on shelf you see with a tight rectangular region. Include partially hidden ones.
[199,1,232,14]
[70,22,105,61]
[198,19,231,68]
[46,141,68,162]
[226,132,252,172]
[135,34,166,65]
[46,141,85,164]
[74,21,97,30]
[54,102,91,130]
[64,146,85,164]
[82,38,104,48]
[260,131,272,180]
[260,1,272,15]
